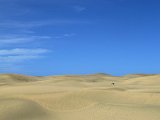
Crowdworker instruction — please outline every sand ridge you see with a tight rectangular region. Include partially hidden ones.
[0,73,160,120]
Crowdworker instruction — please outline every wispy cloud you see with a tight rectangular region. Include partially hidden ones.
[0,55,44,64]
[0,35,52,45]
[0,48,50,62]
[0,0,89,73]
[0,55,42,62]
[53,33,76,39]
[0,19,88,29]
[0,48,49,55]
[73,6,86,12]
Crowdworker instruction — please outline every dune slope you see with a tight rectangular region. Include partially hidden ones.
[0,73,160,120]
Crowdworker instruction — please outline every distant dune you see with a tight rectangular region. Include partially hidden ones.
[0,73,160,120]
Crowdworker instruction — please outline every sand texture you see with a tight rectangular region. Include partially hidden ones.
[0,73,160,120]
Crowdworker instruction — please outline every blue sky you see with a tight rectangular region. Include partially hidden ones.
[0,0,160,76]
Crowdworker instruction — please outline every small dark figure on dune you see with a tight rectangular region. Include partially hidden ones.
[112,82,115,86]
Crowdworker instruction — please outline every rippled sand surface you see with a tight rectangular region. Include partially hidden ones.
[0,73,160,120]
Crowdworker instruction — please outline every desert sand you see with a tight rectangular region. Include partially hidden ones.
[0,73,160,120]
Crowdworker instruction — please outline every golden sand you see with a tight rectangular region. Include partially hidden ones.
[0,73,160,120]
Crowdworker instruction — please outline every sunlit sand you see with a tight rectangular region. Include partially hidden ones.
[0,73,160,120]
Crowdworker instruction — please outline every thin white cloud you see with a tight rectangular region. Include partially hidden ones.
[0,48,49,56]
[0,55,41,62]
[0,48,50,62]
[0,21,47,28]
[0,19,88,29]
[0,35,51,44]
[73,6,86,12]
[63,33,75,37]
[0,36,33,44]
[54,33,75,39]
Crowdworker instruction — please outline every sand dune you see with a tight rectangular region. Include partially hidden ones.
[0,73,160,120]
[0,74,41,85]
